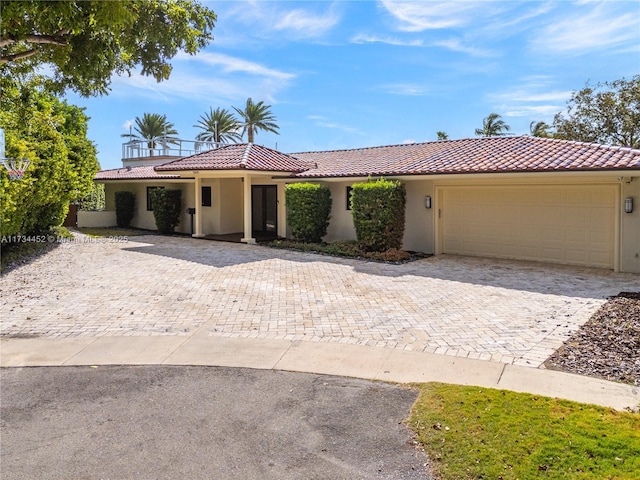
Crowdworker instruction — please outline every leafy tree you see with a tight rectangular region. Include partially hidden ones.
[529,121,552,138]
[121,113,179,151]
[0,77,99,236]
[193,107,242,145]
[553,76,639,148]
[436,131,449,140]
[233,98,280,143]
[475,113,511,137]
[0,0,216,96]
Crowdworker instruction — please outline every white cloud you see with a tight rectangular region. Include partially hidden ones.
[488,83,572,118]
[380,0,493,31]
[179,52,295,82]
[350,33,423,46]
[430,38,495,57]
[274,7,341,38]
[381,83,429,96]
[122,120,133,130]
[533,2,640,54]
[110,52,295,104]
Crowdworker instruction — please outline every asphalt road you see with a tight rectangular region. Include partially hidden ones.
[1,366,431,480]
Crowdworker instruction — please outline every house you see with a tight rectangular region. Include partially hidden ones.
[91,136,640,273]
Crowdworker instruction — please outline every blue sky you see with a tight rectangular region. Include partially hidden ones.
[64,0,640,171]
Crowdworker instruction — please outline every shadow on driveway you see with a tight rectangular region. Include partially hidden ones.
[123,235,639,299]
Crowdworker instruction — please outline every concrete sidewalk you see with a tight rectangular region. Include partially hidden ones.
[2,334,638,412]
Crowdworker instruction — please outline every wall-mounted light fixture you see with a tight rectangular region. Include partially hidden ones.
[424,195,432,209]
[624,197,633,214]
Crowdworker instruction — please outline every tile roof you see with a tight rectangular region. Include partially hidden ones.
[291,136,640,178]
[95,165,182,180]
[96,137,640,181]
[155,143,315,173]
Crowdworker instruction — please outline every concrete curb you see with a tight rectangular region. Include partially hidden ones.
[2,336,638,411]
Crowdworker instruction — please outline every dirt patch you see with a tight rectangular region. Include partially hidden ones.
[544,292,640,386]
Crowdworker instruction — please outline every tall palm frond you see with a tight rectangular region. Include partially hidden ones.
[475,113,511,137]
[193,107,242,144]
[121,113,178,150]
[233,97,280,143]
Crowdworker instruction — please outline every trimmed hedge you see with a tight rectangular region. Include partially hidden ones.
[114,191,136,228]
[285,183,332,243]
[150,188,182,233]
[351,178,406,252]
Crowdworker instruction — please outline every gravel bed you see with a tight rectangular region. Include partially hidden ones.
[544,292,640,386]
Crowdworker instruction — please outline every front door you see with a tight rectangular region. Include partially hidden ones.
[252,185,278,239]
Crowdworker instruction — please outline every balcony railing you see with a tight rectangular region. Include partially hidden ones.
[122,138,218,160]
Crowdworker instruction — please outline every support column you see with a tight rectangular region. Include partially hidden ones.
[241,173,256,244]
[192,175,205,238]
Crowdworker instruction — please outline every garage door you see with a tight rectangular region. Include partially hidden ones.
[441,185,616,268]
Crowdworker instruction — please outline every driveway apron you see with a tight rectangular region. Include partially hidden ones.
[2,234,638,368]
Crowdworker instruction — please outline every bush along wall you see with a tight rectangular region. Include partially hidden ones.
[114,191,136,228]
[285,183,332,243]
[351,178,406,252]
[150,189,182,234]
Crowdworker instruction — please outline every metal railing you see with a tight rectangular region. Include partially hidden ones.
[121,138,218,160]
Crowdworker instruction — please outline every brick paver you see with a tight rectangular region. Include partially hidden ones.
[2,233,638,367]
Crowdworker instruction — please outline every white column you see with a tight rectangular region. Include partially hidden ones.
[241,173,256,243]
[192,175,205,238]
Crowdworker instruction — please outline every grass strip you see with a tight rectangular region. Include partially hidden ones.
[408,383,640,479]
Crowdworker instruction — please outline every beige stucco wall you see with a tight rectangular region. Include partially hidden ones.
[620,176,640,273]
[219,178,244,234]
[77,210,117,228]
[103,181,193,234]
[323,181,357,242]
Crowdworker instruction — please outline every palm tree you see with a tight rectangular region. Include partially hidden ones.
[529,120,551,138]
[233,97,280,143]
[436,131,449,140]
[475,113,511,137]
[193,107,242,145]
[121,113,178,152]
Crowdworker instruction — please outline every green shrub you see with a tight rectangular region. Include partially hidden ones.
[150,189,182,233]
[285,183,332,243]
[114,191,135,228]
[351,178,406,252]
[79,183,105,211]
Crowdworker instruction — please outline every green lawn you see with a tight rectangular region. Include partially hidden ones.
[408,383,640,479]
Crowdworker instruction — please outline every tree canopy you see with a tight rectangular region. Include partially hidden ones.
[0,0,216,96]
[475,113,511,137]
[1,78,99,236]
[552,76,639,149]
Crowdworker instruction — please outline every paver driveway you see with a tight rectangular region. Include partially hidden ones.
[2,233,638,367]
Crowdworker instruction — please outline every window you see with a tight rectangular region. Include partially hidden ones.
[202,186,212,207]
[146,186,164,211]
[346,186,353,210]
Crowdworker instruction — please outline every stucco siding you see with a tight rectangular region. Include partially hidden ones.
[620,176,640,273]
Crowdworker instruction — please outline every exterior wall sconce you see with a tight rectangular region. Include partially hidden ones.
[624,197,633,214]
[424,195,432,209]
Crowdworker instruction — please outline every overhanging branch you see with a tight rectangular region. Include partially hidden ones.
[0,33,70,64]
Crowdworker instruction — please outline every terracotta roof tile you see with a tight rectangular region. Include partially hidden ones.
[155,143,315,173]
[95,165,181,180]
[292,136,640,178]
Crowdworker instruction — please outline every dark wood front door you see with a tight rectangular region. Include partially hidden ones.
[252,185,277,238]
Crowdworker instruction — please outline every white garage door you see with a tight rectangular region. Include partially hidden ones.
[441,185,616,268]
